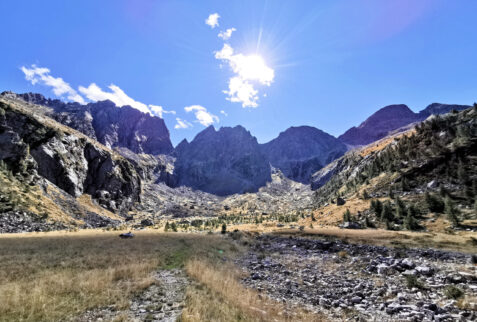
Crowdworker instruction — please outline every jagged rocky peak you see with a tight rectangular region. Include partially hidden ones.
[0,91,174,155]
[173,125,271,196]
[261,126,347,183]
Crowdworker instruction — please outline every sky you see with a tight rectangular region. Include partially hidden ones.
[1,0,476,146]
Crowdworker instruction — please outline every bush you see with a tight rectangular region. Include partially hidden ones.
[405,275,424,289]
[444,285,464,299]
[221,223,227,234]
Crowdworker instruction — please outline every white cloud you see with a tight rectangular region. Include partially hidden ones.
[79,83,175,118]
[205,13,220,28]
[184,105,219,127]
[214,43,274,108]
[20,65,175,119]
[174,118,192,129]
[20,65,86,104]
[218,28,236,40]
[220,110,228,116]
[149,105,176,118]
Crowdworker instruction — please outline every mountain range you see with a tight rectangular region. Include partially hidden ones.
[0,91,471,196]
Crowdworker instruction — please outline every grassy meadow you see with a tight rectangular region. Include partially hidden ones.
[0,230,323,322]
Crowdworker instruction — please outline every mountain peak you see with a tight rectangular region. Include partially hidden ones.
[261,125,346,183]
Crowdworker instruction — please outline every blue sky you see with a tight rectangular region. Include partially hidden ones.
[1,0,476,146]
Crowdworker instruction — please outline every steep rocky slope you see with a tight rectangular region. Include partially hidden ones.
[173,126,271,196]
[261,126,347,183]
[0,91,173,155]
[0,97,141,230]
[339,103,470,146]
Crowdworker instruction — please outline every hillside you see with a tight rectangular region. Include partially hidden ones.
[0,97,141,231]
[339,103,470,146]
[313,105,477,231]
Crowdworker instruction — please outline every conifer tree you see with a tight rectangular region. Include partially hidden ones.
[445,196,460,226]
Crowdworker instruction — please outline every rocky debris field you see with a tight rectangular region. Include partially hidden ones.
[237,235,477,321]
[0,211,66,233]
[74,269,188,322]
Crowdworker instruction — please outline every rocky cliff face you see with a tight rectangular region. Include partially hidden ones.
[338,103,471,146]
[0,92,173,155]
[261,126,347,183]
[173,125,271,196]
[0,99,141,213]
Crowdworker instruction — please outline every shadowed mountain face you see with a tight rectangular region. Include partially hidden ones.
[1,92,173,155]
[173,125,271,196]
[261,126,347,183]
[338,104,420,146]
[338,103,471,146]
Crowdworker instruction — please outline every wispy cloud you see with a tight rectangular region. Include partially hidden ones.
[174,117,193,129]
[20,64,176,119]
[214,44,274,108]
[218,28,236,40]
[149,105,176,118]
[184,105,219,126]
[220,110,228,116]
[205,13,220,28]
[21,65,86,104]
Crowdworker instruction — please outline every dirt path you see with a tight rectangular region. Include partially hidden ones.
[75,269,188,321]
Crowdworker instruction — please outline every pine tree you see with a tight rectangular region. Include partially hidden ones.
[362,189,370,200]
[445,196,460,227]
[388,186,394,199]
[457,161,466,184]
[343,209,352,222]
[164,222,170,232]
[400,177,409,192]
[381,201,393,222]
[425,192,444,213]
[404,209,420,231]
[395,197,407,218]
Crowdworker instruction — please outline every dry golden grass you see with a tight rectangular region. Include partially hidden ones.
[76,194,122,221]
[0,170,78,225]
[182,259,325,322]
[0,231,241,321]
[358,129,415,157]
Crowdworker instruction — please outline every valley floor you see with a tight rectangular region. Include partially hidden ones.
[0,228,476,321]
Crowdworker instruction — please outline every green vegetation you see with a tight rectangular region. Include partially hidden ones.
[315,107,476,231]
[444,285,464,299]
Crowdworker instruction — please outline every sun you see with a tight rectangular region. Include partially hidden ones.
[234,54,274,86]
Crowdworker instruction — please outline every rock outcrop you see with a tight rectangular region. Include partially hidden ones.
[0,91,173,155]
[261,126,347,183]
[0,99,141,213]
[173,125,271,196]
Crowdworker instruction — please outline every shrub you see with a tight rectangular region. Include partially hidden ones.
[444,285,464,299]
[405,275,424,289]
[221,223,227,234]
